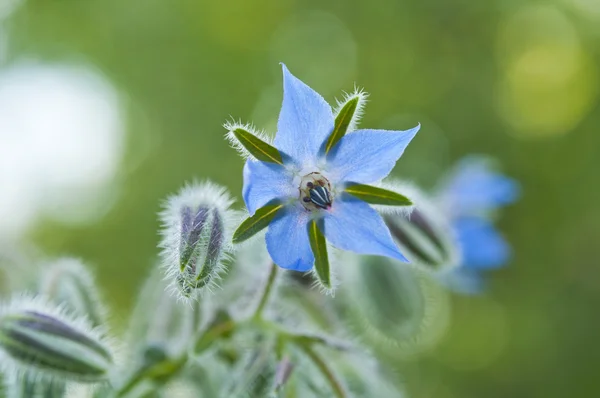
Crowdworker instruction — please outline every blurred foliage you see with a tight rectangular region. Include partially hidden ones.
[2,0,600,397]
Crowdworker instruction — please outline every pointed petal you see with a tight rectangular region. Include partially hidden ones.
[275,64,334,164]
[326,125,419,184]
[441,156,520,216]
[243,160,295,215]
[323,195,407,261]
[266,206,314,271]
[454,217,510,269]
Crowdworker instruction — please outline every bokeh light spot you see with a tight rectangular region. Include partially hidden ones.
[495,5,598,138]
[0,62,125,239]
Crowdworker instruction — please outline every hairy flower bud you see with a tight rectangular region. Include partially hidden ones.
[342,256,450,359]
[382,184,458,271]
[159,182,235,301]
[7,372,66,398]
[0,296,114,382]
[38,258,106,328]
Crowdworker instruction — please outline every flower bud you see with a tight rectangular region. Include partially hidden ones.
[159,182,235,301]
[274,356,294,392]
[7,372,66,398]
[38,258,106,328]
[0,296,114,382]
[382,184,459,271]
[342,256,450,359]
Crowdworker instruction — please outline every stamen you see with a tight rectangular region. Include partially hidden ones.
[309,186,332,209]
[298,172,333,211]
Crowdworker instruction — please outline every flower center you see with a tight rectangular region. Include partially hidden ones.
[299,172,333,211]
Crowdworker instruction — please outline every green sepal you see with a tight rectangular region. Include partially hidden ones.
[344,184,412,206]
[307,220,331,289]
[324,96,359,154]
[232,203,285,244]
[232,127,283,164]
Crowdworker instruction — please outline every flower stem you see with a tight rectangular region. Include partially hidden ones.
[297,343,347,398]
[194,318,236,354]
[253,262,278,319]
[115,355,187,397]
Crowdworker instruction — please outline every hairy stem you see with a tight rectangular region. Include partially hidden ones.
[253,262,278,319]
[115,355,187,397]
[297,344,347,398]
[194,319,236,354]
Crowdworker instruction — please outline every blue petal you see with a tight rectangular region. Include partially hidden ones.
[243,160,295,215]
[322,195,407,261]
[266,205,314,272]
[441,156,520,216]
[275,64,334,165]
[325,126,420,184]
[454,217,510,269]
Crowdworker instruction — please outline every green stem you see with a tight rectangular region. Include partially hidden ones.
[194,319,236,354]
[253,262,278,319]
[115,355,187,397]
[297,344,347,398]
[116,263,283,396]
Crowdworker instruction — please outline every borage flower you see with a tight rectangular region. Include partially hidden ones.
[437,157,520,293]
[226,64,419,289]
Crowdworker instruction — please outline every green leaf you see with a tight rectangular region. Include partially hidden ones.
[344,184,412,206]
[324,96,359,154]
[307,220,331,289]
[232,127,283,164]
[233,203,284,244]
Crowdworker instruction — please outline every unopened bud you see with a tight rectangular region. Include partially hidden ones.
[0,296,114,382]
[274,357,294,391]
[343,256,450,358]
[159,182,235,301]
[7,372,66,398]
[38,258,106,328]
[383,186,458,271]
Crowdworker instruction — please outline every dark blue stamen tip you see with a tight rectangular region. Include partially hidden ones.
[303,197,311,203]
[306,182,314,188]
[309,186,332,209]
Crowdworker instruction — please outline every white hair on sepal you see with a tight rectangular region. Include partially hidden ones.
[309,242,341,297]
[0,294,119,384]
[370,179,417,217]
[158,181,237,303]
[223,119,275,161]
[333,86,369,133]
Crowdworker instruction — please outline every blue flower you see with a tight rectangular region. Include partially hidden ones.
[237,64,419,272]
[438,157,519,293]
[439,156,520,217]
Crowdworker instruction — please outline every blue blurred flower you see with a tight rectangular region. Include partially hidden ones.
[439,156,520,217]
[242,64,419,272]
[438,157,520,294]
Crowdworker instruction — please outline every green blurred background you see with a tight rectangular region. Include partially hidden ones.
[1,0,599,397]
